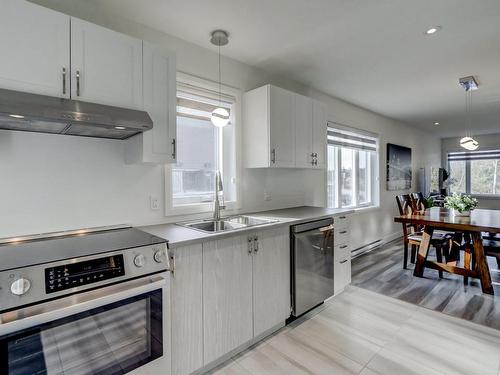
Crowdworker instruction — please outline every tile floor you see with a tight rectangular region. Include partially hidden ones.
[212,286,500,375]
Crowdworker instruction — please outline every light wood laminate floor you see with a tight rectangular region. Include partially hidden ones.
[212,286,500,375]
[352,239,500,330]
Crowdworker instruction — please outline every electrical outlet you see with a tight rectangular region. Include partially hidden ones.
[264,191,272,201]
[150,196,160,210]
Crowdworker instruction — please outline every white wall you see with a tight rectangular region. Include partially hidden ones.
[442,133,500,210]
[0,0,441,249]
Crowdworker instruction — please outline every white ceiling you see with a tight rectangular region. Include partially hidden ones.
[86,0,500,137]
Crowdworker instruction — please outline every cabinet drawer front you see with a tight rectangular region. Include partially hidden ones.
[334,215,350,230]
[334,227,349,246]
[334,243,350,262]
[334,257,351,294]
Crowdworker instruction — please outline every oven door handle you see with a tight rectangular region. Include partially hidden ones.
[0,274,166,337]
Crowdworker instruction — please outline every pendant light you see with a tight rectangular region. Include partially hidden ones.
[210,30,230,128]
[459,76,479,151]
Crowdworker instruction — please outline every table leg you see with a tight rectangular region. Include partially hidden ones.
[414,226,433,277]
[471,232,494,295]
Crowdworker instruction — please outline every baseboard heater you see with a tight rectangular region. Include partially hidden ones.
[351,239,384,259]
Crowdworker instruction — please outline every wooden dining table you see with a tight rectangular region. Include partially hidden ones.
[395,207,499,295]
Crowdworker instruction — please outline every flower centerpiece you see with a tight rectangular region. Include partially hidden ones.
[444,193,478,217]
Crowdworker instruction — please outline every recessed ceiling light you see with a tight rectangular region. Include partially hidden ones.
[9,114,25,119]
[114,126,126,130]
[434,122,440,126]
[424,26,441,35]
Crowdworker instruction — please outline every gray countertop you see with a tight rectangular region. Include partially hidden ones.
[141,206,354,248]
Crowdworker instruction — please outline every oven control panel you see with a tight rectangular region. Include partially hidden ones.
[45,254,125,294]
[1,239,169,313]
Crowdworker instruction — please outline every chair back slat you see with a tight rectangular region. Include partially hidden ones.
[411,192,427,211]
[396,194,414,215]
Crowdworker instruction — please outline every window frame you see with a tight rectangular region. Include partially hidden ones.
[164,72,242,216]
[326,123,379,210]
[448,149,500,198]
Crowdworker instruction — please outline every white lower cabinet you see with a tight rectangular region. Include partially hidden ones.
[170,244,204,375]
[202,235,253,365]
[252,228,290,337]
[334,244,351,295]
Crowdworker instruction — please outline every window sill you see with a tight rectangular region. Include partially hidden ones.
[471,195,500,200]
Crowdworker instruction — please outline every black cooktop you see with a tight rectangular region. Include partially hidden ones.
[0,227,167,272]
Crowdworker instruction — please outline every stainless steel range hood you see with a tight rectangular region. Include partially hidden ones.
[0,88,153,140]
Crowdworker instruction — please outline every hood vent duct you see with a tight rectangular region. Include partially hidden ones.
[0,88,153,140]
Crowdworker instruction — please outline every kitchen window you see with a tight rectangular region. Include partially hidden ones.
[165,74,239,214]
[327,124,379,209]
[448,150,500,196]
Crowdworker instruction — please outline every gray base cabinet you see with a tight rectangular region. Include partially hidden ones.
[252,228,290,337]
[170,244,204,375]
[170,227,290,374]
[202,235,253,364]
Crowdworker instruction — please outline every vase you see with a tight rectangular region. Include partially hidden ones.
[451,209,470,217]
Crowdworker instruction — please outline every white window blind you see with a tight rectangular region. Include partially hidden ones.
[177,91,232,123]
[327,126,378,152]
[448,150,500,162]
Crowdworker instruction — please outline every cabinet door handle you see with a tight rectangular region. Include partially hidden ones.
[247,236,254,254]
[339,216,347,219]
[62,67,67,95]
[339,230,348,234]
[253,235,259,252]
[340,259,348,264]
[340,245,348,249]
[76,70,81,96]
[169,254,176,275]
[271,148,276,164]
[171,138,176,159]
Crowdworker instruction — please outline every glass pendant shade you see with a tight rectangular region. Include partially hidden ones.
[460,136,479,151]
[211,107,230,127]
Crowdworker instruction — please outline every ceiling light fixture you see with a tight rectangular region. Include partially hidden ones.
[424,26,441,35]
[459,76,479,151]
[210,30,230,128]
[434,122,440,126]
[9,114,25,119]
[114,126,126,130]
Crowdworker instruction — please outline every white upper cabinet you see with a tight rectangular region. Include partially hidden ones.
[244,84,326,169]
[71,18,143,109]
[0,0,70,98]
[312,100,327,168]
[295,94,313,168]
[126,42,177,164]
[244,85,295,168]
[270,86,296,168]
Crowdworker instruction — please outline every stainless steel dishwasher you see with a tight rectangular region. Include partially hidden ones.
[291,217,334,317]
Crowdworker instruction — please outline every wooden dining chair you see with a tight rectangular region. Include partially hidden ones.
[411,192,426,212]
[462,237,500,285]
[396,194,447,277]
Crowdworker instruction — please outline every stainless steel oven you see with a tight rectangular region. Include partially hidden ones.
[0,226,171,375]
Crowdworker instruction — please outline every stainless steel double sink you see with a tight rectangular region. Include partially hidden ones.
[178,215,279,233]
